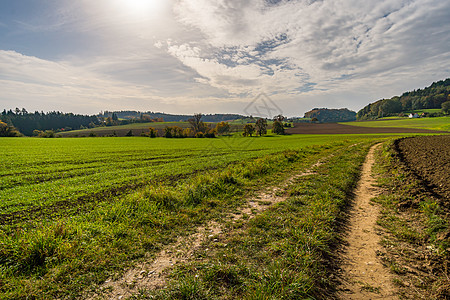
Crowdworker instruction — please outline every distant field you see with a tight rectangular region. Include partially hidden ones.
[376,109,443,120]
[286,122,448,134]
[406,108,442,114]
[56,121,190,137]
[341,116,450,132]
[57,121,246,137]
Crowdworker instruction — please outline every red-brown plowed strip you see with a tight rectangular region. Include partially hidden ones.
[285,123,448,134]
[396,135,450,201]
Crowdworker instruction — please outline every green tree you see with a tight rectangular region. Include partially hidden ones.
[164,127,173,138]
[255,118,267,136]
[125,130,133,137]
[380,98,402,116]
[272,120,285,135]
[442,101,450,114]
[274,114,285,122]
[243,124,255,137]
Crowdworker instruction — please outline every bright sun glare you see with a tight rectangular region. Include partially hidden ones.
[116,0,162,18]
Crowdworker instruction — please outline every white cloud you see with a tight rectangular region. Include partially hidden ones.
[1,0,449,116]
[168,0,450,112]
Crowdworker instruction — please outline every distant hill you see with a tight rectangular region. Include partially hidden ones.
[357,78,450,120]
[303,108,357,123]
[100,111,244,122]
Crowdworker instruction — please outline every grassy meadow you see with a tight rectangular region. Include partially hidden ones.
[0,134,381,299]
[1,116,449,299]
[341,116,450,131]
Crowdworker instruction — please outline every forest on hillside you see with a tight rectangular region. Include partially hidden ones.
[357,78,450,119]
[304,108,357,123]
[0,109,100,136]
[101,111,243,122]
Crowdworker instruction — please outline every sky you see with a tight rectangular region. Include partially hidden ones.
[0,0,449,117]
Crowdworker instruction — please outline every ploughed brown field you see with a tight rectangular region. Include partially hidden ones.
[285,123,448,134]
[396,135,450,200]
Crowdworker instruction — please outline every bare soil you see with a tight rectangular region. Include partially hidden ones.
[285,123,447,134]
[396,135,450,201]
[377,136,450,299]
[339,143,397,299]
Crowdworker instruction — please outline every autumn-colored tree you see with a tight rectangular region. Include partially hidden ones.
[204,128,216,138]
[148,127,157,138]
[183,128,193,137]
[0,121,21,137]
[215,121,230,135]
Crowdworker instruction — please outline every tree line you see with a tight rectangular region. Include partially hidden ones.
[357,78,450,119]
[0,109,100,136]
[100,111,243,123]
[140,114,286,139]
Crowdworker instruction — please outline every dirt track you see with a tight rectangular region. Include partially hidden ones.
[339,144,396,299]
[396,135,450,200]
[286,123,447,134]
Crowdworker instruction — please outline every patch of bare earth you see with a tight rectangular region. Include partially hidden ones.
[338,143,397,299]
[86,157,329,300]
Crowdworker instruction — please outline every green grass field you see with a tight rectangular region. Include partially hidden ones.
[0,134,381,299]
[0,128,444,299]
[341,116,450,131]
[1,135,378,215]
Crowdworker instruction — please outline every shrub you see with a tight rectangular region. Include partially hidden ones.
[149,127,157,138]
[215,121,230,135]
[39,130,55,138]
[183,128,193,137]
[204,129,216,138]
[164,127,173,138]
[0,122,22,137]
